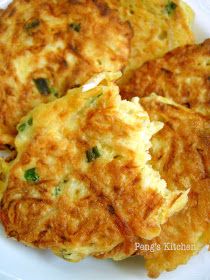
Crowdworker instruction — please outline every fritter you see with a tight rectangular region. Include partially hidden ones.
[0,73,188,262]
[105,0,194,83]
[0,0,132,147]
[121,39,210,117]
[136,95,210,277]
[96,95,210,272]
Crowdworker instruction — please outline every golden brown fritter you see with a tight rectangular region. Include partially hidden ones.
[96,95,210,274]
[121,39,210,117]
[0,0,132,147]
[105,0,194,83]
[0,73,188,262]
[136,96,210,277]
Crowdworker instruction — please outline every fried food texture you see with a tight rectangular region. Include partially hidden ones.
[136,95,210,277]
[122,39,210,117]
[0,158,9,201]
[0,73,188,262]
[105,0,194,83]
[0,0,132,147]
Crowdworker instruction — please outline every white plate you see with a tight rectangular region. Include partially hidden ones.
[0,0,209,279]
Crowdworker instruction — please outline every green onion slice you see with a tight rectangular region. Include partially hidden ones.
[24,168,40,183]
[165,1,177,15]
[69,22,81,32]
[86,146,101,162]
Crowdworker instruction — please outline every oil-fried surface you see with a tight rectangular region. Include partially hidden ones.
[0,74,188,262]
[105,0,194,83]
[0,0,131,147]
[137,96,210,277]
[96,95,210,274]
[122,40,210,117]
[0,158,9,201]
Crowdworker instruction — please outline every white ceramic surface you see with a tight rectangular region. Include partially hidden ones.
[0,0,209,279]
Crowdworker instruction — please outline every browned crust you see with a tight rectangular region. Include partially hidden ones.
[0,0,132,147]
[121,39,210,117]
[0,87,168,259]
[96,97,210,274]
[136,98,210,277]
[105,0,195,84]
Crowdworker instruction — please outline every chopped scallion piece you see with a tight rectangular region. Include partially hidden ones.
[54,186,62,197]
[18,123,27,132]
[92,146,100,158]
[50,87,59,97]
[61,249,72,260]
[69,22,81,32]
[86,146,101,162]
[165,1,177,15]
[33,78,51,95]
[28,117,33,126]
[24,19,40,31]
[18,118,33,133]
[33,78,58,96]
[24,168,40,183]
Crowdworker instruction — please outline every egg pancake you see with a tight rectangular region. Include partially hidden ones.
[0,73,188,262]
[105,0,194,83]
[121,39,210,117]
[136,95,210,277]
[0,0,132,147]
[96,95,210,273]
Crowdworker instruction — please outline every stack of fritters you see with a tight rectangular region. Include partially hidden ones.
[96,96,210,271]
[119,40,210,276]
[0,0,195,148]
[0,0,132,147]
[0,73,188,261]
[0,0,209,278]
